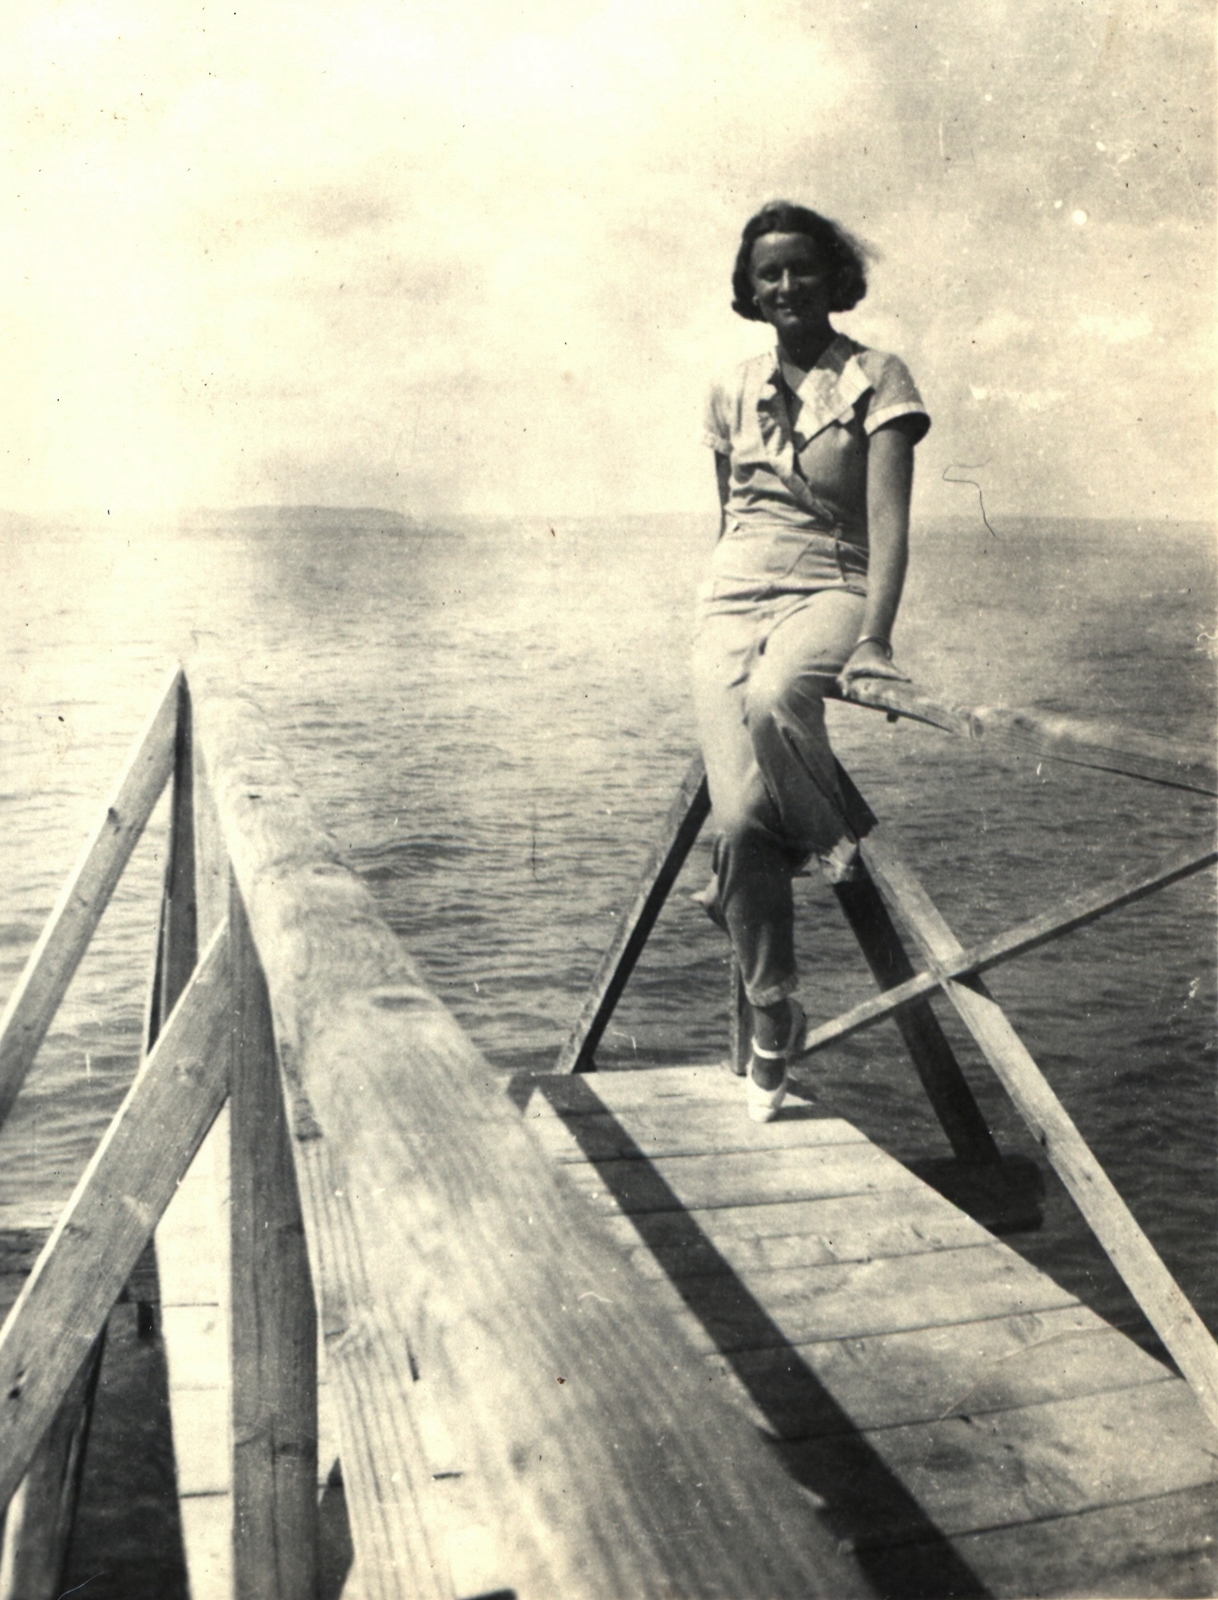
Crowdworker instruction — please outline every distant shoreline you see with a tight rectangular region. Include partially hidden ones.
[1,506,1214,541]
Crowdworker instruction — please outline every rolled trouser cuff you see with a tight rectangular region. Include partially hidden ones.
[743,974,800,1008]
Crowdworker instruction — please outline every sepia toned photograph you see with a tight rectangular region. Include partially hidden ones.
[0,1,1214,1595]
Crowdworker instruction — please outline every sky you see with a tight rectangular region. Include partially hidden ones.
[2,0,1214,522]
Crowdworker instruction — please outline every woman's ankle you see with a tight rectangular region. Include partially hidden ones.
[753,997,796,1053]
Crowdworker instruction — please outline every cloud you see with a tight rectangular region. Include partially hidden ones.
[0,0,1212,519]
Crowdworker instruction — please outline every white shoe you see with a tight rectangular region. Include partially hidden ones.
[746,1001,806,1123]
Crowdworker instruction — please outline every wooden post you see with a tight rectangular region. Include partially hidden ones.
[190,696,232,947]
[0,667,180,1129]
[829,765,999,1163]
[860,827,1218,1435]
[151,678,199,1041]
[556,757,709,1072]
[229,877,318,1600]
[0,1333,104,1600]
[833,869,1002,1164]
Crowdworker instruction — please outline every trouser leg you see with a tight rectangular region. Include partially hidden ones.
[692,589,865,1006]
[743,589,864,862]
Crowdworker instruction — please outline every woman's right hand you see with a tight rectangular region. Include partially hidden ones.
[838,638,911,691]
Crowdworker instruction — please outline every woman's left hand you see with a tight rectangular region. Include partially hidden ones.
[838,639,911,691]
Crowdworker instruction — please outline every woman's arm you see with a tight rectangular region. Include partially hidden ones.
[840,420,916,684]
[714,451,730,540]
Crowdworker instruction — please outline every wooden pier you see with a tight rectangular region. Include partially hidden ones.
[0,662,1214,1597]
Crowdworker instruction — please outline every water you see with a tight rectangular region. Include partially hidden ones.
[2,507,1215,1569]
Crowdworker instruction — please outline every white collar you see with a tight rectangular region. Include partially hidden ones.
[773,336,872,439]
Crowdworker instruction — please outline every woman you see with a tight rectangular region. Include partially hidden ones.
[692,201,929,1122]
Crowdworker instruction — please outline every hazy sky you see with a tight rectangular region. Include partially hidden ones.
[3,0,1213,521]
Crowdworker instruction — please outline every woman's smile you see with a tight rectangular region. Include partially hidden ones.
[748,232,834,361]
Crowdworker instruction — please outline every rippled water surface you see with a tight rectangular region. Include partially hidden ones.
[2,507,1215,1356]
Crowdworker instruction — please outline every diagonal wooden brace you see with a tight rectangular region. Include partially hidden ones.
[556,756,710,1072]
[798,840,1217,1060]
[860,826,1218,1435]
[0,921,232,1511]
[0,667,182,1129]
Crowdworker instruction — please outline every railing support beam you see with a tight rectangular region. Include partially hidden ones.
[0,1332,105,1600]
[860,826,1218,1434]
[0,667,181,1130]
[230,879,318,1600]
[833,867,1002,1164]
[0,923,232,1511]
[556,756,709,1071]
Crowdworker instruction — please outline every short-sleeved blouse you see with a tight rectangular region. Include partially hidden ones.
[701,334,929,595]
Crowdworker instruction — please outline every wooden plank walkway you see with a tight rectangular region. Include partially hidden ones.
[522,1065,1218,1600]
[0,1057,1211,1596]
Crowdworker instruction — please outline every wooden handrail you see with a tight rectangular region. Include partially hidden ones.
[1,655,1213,1593]
[185,656,869,1598]
[840,678,1218,796]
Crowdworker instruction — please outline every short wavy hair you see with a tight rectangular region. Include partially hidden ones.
[731,202,870,319]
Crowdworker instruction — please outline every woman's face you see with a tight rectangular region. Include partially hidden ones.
[748,232,833,343]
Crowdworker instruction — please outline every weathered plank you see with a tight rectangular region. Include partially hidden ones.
[555,755,709,1072]
[525,1097,868,1164]
[780,1379,1218,1543]
[562,1141,926,1216]
[229,880,318,1600]
[620,1242,1077,1354]
[520,1062,1217,1594]
[861,826,1218,1435]
[892,1480,1218,1599]
[596,1187,987,1276]
[155,1102,234,1600]
[0,923,232,1511]
[189,660,873,1600]
[718,1305,1172,1439]
[154,694,235,1600]
[288,1135,463,1600]
[0,666,180,1127]
[841,678,1218,796]
[0,1334,104,1600]
[528,1059,773,1113]
[797,838,1218,1062]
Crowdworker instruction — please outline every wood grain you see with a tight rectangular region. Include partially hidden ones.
[188,659,872,1600]
[0,1334,103,1599]
[841,678,1218,796]
[780,1379,1218,1542]
[229,879,318,1600]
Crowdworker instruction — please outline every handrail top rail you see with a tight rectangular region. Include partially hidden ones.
[837,677,1217,797]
